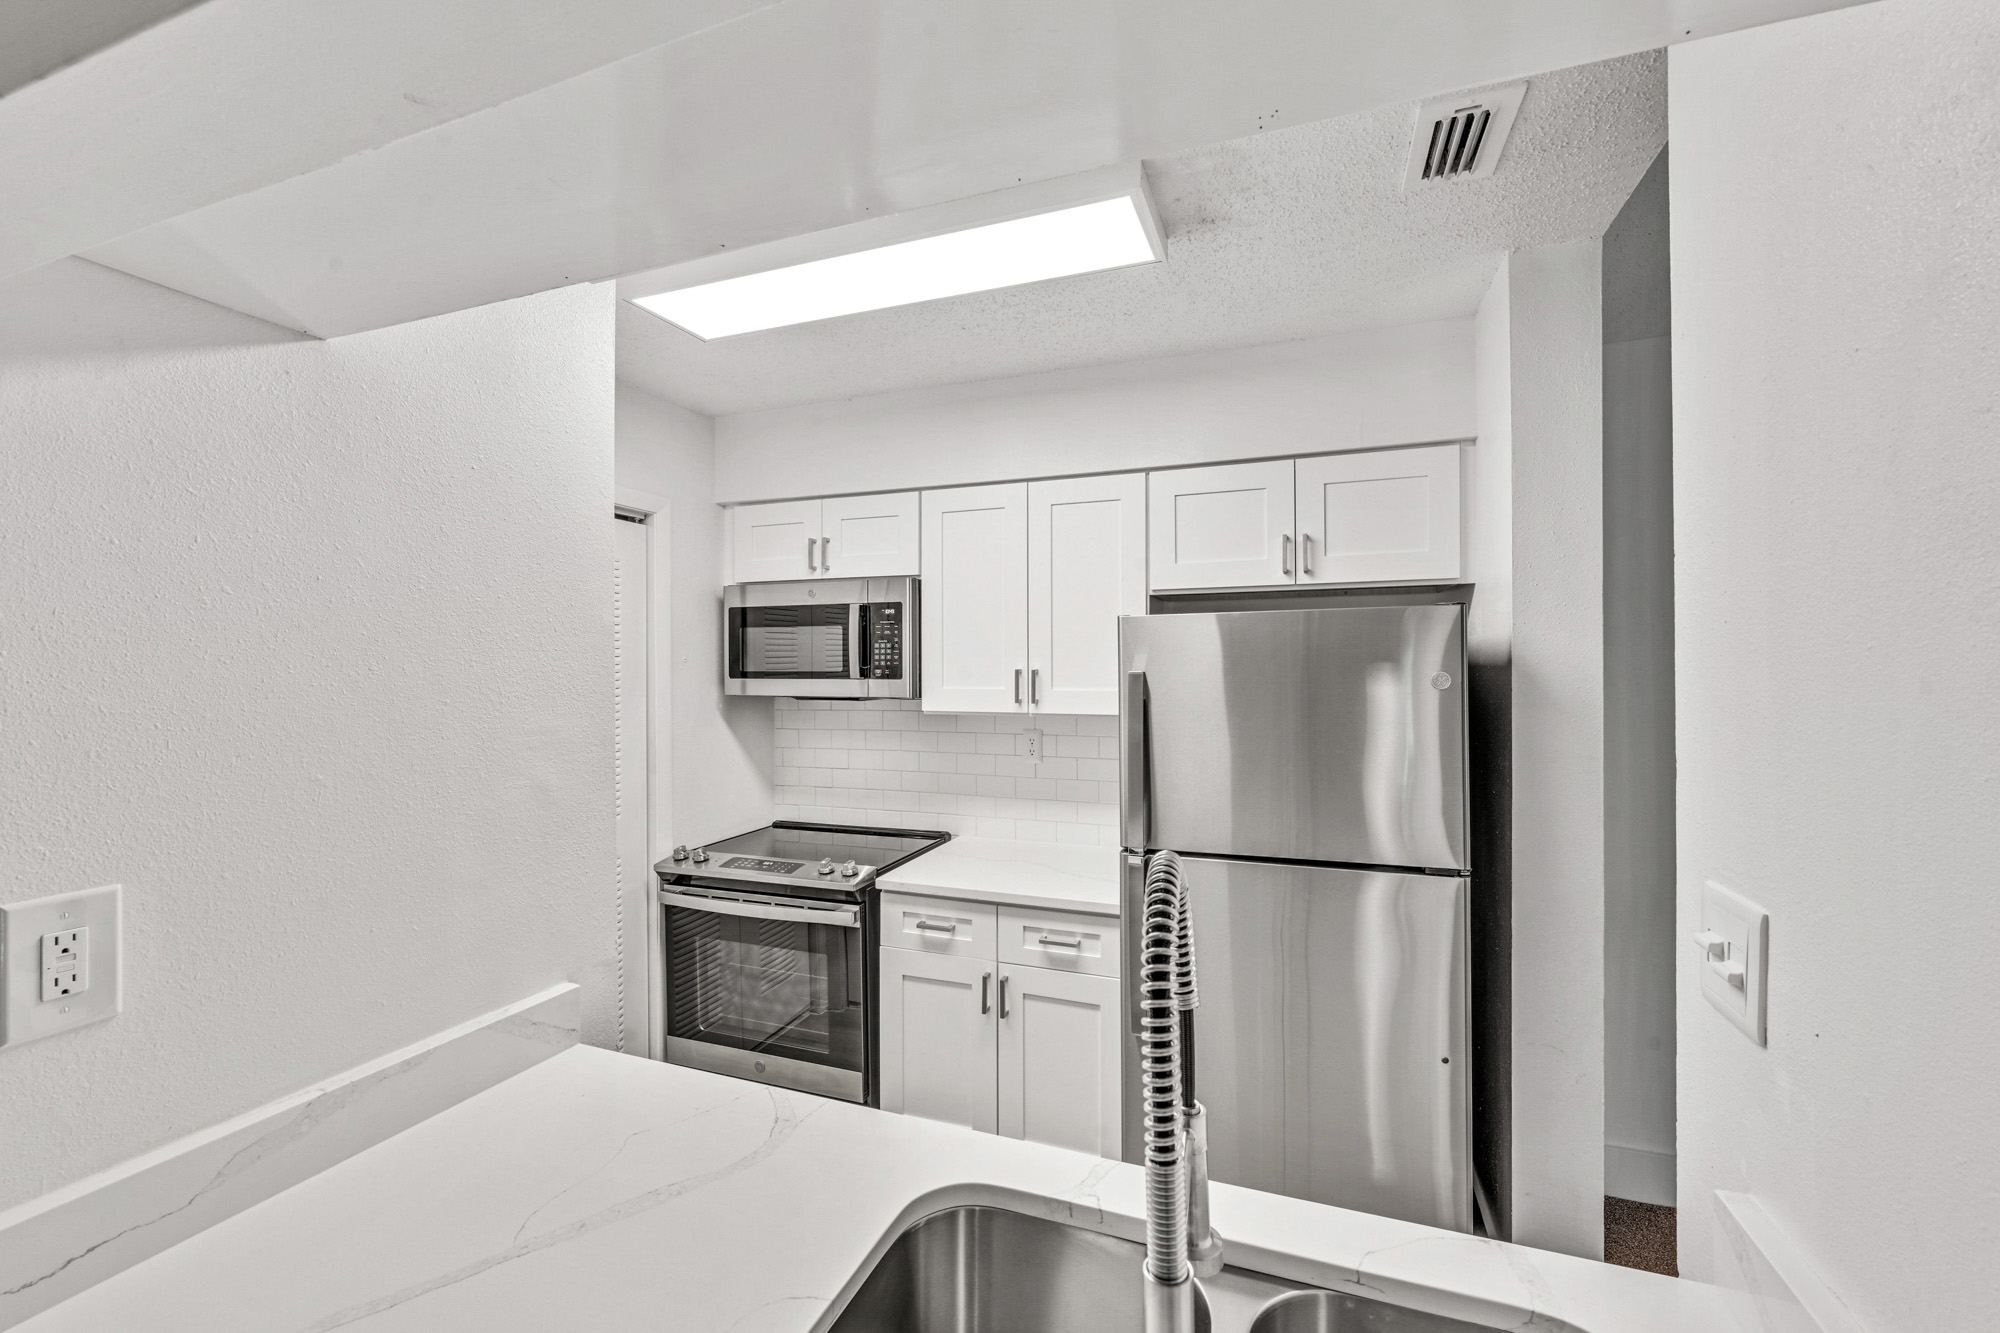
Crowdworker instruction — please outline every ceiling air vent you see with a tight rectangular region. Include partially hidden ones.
[1404,81,1527,190]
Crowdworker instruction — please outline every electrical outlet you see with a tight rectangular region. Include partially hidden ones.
[1024,729,1044,763]
[42,927,89,1001]
[2,885,121,1048]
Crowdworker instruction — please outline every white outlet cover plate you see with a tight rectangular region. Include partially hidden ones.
[1699,879,1768,1046]
[2,884,122,1048]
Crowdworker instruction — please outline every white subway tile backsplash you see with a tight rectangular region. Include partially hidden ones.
[772,699,1121,846]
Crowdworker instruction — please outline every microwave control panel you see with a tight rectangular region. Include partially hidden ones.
[863,603,903,679]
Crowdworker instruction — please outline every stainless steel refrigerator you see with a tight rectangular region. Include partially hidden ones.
[1119,603,1472,1232]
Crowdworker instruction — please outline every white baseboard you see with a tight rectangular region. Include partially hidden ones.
[0,983,580,1330]
[1712,1190,1870,1333]
[1605,1141,1676,1207]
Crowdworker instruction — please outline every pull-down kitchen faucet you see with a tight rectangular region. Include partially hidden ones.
[1139,850,1224,1333]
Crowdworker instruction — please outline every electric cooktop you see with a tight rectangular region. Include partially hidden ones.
[655,820,949,899]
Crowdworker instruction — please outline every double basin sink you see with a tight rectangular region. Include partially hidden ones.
[827,1206,1493,1333]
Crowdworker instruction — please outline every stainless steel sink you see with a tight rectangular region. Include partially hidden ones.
[826,1207,1497,1333]
[1245,1290,1494,1333]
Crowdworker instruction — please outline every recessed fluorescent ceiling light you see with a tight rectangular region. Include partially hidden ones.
[631,195,1159,341]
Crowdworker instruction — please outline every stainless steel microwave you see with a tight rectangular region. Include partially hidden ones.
[723,576,919,699]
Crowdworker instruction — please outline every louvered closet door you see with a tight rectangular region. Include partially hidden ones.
[613,516,653,1056]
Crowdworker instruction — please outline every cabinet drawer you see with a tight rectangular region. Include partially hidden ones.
[880,893,996,958]
[996,905,1120,977]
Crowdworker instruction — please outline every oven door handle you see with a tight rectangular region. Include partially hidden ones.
[658,888,860,928]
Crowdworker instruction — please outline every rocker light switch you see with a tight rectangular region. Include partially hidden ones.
[1696,880,1768,1045]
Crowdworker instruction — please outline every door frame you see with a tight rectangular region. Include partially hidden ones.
[616,486,673,1061]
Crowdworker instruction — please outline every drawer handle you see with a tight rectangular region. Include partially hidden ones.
[911,919,956,934]
[1036,935,1083,949]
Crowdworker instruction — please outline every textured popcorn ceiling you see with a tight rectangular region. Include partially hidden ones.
[619,49,1664,416]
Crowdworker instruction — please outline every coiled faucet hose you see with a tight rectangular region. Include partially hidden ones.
[1141,849,1192,1284]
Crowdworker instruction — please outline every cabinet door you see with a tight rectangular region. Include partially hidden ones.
[1028,474,1145,716]
[1147,460,1295,591]
[879,947,997,1132]
[997,965,1122,1157]
[821,491,921,578]
[731,499,822,582]
[921,483,1029,714]
[1295,445,1461,585]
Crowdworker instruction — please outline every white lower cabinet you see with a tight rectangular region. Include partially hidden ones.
[878,947,998,1133]
[996,965,1123,1157]
[878,894,1121,1157]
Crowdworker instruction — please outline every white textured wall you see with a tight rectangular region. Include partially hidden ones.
[614,383,774,847]
[713,320,1475,503]
[1506,240,1606,1258]
[1600,150,1677,1208]
[1671,1,2000,1325]
[0,261,617,1211]
[1465,260,1515,1238]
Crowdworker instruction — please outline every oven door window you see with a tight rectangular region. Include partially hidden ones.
[728,604,851,679]
[663,903,865,1074]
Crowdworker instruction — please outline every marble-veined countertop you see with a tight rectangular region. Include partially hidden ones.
[19,1046,1735,1333]
[878,835,1121,915]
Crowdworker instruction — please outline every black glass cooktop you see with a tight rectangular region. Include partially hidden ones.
[657,821,949,896]
[708,822,942,870]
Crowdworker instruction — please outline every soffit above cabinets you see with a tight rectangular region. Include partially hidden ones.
[61,0,1867,359]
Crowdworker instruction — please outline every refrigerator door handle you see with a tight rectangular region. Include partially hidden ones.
[1121,670,1149,850]
[1121,852,1145,1035]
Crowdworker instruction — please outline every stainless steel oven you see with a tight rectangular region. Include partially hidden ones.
[657,821,948,1103]
[723,576,918,699]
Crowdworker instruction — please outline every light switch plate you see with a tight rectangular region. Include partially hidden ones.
[1697,879,1768,1045]
[2,884,122,1048]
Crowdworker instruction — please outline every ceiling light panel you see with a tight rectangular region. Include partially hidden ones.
[622,164,1164,341]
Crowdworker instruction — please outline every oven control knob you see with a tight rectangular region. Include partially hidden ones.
[840,859,859,879]
[690,847,709,864]
[817,857,836,875]
[671,845,690,862]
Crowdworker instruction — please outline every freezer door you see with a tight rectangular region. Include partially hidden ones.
[1121,605,1465,869]
[1122,854,1470,1232]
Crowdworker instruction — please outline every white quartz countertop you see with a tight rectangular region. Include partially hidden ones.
[878,836,1121,915]
[21,1047,1735,1333]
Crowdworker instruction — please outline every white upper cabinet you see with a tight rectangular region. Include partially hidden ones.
[729,492,919,582]
[820,491,920,579]
[730,498,822,583]
[1295,445,1461,585]
[1028,474,1146,716]
[1148,459,1296,591]
[922,484,1030,713]
[1147,448,1464,591]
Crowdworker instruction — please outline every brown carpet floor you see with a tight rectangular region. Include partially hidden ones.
[1604,1196,1677,1277]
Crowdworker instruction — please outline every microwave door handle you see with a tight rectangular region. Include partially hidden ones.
[848,602,864,680]
[1121,670,1149,850]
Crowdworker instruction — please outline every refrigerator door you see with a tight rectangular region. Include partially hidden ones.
[1121,605,1466,869]
[1121,853,1471,1232]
